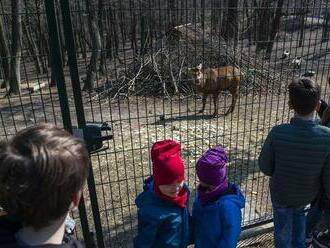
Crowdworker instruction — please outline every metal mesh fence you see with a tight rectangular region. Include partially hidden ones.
[1,0,330,247]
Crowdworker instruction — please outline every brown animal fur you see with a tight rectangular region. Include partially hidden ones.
[189,64,241,116]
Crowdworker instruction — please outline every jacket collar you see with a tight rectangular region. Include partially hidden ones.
[290,117,318,127]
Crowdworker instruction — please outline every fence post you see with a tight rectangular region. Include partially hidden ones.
[44,0,93,247]
[58,0,106,247]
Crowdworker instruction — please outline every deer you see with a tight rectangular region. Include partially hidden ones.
[188,64,241,117]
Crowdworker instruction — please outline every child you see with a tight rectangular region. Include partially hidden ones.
[0,124,89,247]
[306,101,330,248]
[134,140,190,248]
[258,78,330,248]
[192,146,245,248]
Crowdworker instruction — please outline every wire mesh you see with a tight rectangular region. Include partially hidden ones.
[1,0,330,247]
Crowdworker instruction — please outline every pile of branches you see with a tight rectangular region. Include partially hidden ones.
[100,23,292,99]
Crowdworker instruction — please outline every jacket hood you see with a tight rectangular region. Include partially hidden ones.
[223,184,245,209]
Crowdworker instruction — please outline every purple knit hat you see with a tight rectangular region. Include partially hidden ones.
[196,146,228,186]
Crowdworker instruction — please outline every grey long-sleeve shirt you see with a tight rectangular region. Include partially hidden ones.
[258,117,330,207]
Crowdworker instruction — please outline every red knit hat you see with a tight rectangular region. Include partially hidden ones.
[151,140,185,186]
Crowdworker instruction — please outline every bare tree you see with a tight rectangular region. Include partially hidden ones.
[256,0,273,54]
[266,0,285,57]
[105,7,119,59]
[222,0,239,46]
[23,24,42,74]
[243,0,252,44]
[98,0,106,74]
[211,0,222,33]
[9,0,22,94]
[251,0,259,44]
[0,15,10,88]
[168,0,177,29]
[140,3,148,55]
[83,0,101,91]
[322,10,330,43]
[298,0,309,47]
[56,3,66,66]
[34,0,49,73]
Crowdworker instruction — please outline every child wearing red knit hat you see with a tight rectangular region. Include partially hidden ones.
[134,140,191,248]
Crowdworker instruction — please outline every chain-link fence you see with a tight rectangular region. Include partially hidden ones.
[1,0,330,247]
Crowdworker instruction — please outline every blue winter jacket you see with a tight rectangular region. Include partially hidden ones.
[133,177,191,248]
[192,184,245,248]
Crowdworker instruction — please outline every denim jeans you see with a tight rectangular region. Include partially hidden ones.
[272,202,307,248]
[306,206,330,237]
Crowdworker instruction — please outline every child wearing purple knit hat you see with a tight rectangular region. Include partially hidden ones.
[192,146,245,248]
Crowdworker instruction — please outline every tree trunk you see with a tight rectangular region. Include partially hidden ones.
[129,2,137,54]
[256,0,272,54]
[118,2,127,45]
[98,0,106,74]
[0,16,10,88]
[168,0,177,29]
[243,0,252,45]
[41,29,51,74]
[9,0,22,95]
[140,14,147,55]
[222,0,239,46]
[76,6,88,59]
[265,0,285,57]
[299,0,308,47]
[56,4,66,66]
[105,8,115,59]
[105,7,118,59]
[78,30,88,59]
[24,24,42,74]
[322,10,330,43]
[83,0,101,91]
[201,0,206,33]
[221,0,228,33]
[211,0,222,33]
[131,12,138,54]
[251,0,259,44]
[35,3,49,74]
[180,0,185,24]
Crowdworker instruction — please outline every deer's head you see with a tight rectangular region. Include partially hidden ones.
[188,63,204,85]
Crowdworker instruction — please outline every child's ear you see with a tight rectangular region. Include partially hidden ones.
[72,190,82,208]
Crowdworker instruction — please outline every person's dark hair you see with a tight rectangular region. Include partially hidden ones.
[288,78,321,116]
[0,124,89,230]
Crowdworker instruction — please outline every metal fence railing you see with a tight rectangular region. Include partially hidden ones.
[1,0,330,247]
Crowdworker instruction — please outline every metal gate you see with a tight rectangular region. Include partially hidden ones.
[1,0,330,247]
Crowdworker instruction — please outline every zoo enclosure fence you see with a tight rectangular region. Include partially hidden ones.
[1,0,330,247]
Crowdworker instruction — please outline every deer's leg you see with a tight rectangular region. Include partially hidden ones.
[225,87,238,115]
[198,93,207,113]
[212,93,219,117]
